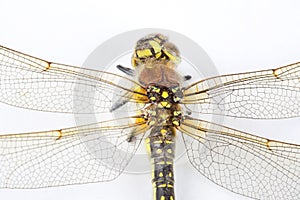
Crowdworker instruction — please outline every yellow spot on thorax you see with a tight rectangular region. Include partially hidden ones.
[172,120,179,126]
[153,87,161,93]
[173,111,181,116]
[160,129,167,134]
[159,102,171,108]
[161,91,169,99]
[150,96,157,101]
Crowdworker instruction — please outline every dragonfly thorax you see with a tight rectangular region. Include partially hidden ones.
[145,85,183,128]
[147,85,183,105]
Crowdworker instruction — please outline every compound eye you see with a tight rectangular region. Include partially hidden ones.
[162,42,181,63]
[134,40,163,62]
[163,42,180,56]
[148,40,162,56]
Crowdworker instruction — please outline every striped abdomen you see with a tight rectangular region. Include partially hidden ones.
[146,126,176,200]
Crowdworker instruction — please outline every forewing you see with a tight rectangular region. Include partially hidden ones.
[0,116,148,188]
[179,117,300,200]
[183,62,300,119]
[0,45,148,114]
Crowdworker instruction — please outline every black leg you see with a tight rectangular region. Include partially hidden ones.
[183,75,192,81]
[109,94,130,112]
[116,65,135,76]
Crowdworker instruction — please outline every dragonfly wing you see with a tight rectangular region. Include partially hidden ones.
[0,116,148,188]
[179,117,300,200]
[0,45,148,114]
[183,62,300,119]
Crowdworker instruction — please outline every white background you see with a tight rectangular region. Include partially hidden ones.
[1,0,300,200]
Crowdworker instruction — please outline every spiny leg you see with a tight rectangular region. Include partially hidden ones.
[116,65,135,76]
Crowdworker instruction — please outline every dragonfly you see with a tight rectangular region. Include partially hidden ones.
[0,33,299,200]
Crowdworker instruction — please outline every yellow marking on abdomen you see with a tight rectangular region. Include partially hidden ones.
[146,138,151,154]
[156,149,162,154]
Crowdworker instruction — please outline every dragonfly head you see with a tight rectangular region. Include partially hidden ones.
[132,33,181,67]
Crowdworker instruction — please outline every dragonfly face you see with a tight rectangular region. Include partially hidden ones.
[132,33,181,67]
[0,33,299,200]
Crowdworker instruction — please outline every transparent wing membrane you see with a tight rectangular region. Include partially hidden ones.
[0,116,148,188]
[183,62,300,119]
[179,117,300,200]
[1,43,300,200]
[0,46,148,114]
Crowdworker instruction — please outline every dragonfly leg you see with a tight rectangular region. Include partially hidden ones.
[109,93,130,112]
[183,75,192,81]
[116,65,135,76]
[126,121,149,142]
